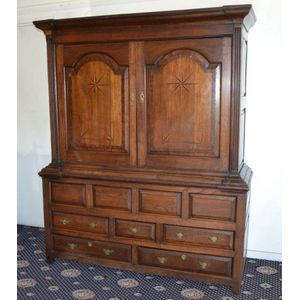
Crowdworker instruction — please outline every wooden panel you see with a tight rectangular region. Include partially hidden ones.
[53,235,131,262]
[139,189,181,216]
[115,219,155,241]
[190,194,236,221]
[93,185,132,211]
[164,225,234,249]
[138,247,232,277]
[52,212,108,235]
[50,182,85,206]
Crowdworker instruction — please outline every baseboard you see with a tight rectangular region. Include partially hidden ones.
[247,249,282,261]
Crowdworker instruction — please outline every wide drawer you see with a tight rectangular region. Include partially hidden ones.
[163,225,234,249]
[138,247,232,277]
[52,212,108,235]
[53,235,131,262]
[115,219,155,241]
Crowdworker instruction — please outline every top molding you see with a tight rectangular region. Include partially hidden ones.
[33,5,256,34]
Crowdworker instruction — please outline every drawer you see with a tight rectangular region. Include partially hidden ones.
[52,212,108,235]
[163,225,234,249]
[139,189,182,216]
[138,247,232,277]
[93,185,132,211]
[189,194,236,221]
[50,182,85,206]
[115,219,155,241]
[53,235,131,262]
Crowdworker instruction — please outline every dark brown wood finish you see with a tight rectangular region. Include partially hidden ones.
[34,5,255,294]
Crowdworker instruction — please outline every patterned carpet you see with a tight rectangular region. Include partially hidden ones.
[17,225,282,300]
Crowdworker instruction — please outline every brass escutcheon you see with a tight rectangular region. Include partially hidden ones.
[87,242,93,247]
[103,248,114,256]
[131,227,139,234]
[140,91,145,103]
[68,243,78,250]
[199,262,208,269]
[60,219,70,225]
[157,256,167,264]
[210,236,218,243]
[181,254,187,261]
[176,232,183,239]
[89,222,97,229]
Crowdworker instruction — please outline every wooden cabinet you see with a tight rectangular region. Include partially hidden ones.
[34,5,255,294]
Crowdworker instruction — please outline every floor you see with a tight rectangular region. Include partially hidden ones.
[17,225,282,299]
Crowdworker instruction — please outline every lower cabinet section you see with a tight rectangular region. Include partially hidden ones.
[53,235,131,262]
[137,247,232,277]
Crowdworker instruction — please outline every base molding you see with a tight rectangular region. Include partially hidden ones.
[247,250,282,261]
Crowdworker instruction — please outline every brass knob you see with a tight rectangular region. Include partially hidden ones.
[89,223,97,229]
[199,262,208,269]
[157,257,167,264]
[176,232,183,239]
[103,248,114,256]
[210,236,218,243]
[87,242,93,247]
[140,91,145,103]
[68,243,78,250]
[60,219,70,225]
[131,227,139,234]
[181,254,187,261]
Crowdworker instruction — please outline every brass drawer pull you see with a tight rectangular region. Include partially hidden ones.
[176,232,183,239]
[199,262,208,269]
[103,248,114,256]
[157,256,167,264]
[68,243,78,250]
[131,227,139,234]
[60,218,70,225]
[89,222,97,229]
[181,254,187,261]
[87,242,93,247]
[140,91,145,103]
[209,236,218,243]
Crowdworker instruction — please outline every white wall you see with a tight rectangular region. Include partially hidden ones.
[17,0,282,260]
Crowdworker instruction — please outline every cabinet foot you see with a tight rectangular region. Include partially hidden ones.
[46,255,55,264]
[232,282,241,294]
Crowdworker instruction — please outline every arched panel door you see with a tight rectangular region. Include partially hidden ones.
[56,43,135,167]
[138,38,231,172]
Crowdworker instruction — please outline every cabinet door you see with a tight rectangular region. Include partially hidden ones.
[56,42,136,167]
[137,38,231,172]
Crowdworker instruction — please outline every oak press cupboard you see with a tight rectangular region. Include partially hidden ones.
[34,5,256,293]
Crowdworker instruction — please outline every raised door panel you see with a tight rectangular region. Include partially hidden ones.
[139,38,231,171]
[56,43,135,166]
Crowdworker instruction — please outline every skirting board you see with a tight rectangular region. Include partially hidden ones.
[247,249,282,261]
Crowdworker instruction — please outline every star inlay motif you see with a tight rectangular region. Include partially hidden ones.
[167,72,198,94]
[88,74,110,94]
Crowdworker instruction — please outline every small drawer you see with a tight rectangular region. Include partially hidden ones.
[50,182,85,206]
[53,235,131,262]
[189,194,236,221]
[163,225,234,249]
[138,247,232,277]
[52,212,108,235]
[139,189,182,216]
[115,219,155,241]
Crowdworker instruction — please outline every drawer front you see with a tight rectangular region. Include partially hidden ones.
[93,185,132,211]
[190,194,236,221]
[52,212,108,235]
[53,235,131,262]
[138,247,232,277]
[50,182,85,206]
[139,189,182,216]
[164,225,234,249]
[115,219,155,241]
